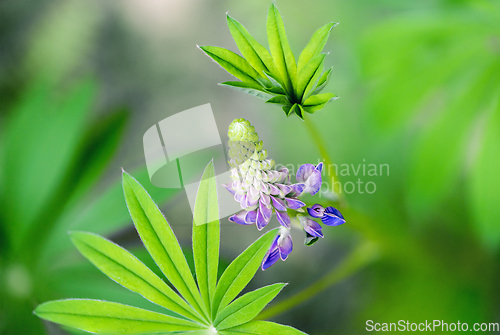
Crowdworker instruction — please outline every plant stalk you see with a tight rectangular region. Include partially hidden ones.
[303,116,346,206]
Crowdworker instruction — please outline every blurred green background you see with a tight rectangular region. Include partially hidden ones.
[1,0,500,334]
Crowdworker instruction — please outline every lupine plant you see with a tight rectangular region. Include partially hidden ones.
[34,162,307,334]
[199,4,337,119]
[224,119,345,270]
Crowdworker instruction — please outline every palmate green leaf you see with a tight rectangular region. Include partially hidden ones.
[219,81,272,101]
[122,172,209,321]
[297,22,336,73]
[34,300,204,334]
[199,46,262,85]
[220,321,307,335]
[192,161,220,315]
[211,229,277,316]
[200,5,336,118]
[470,98,500,250]
[267,4,297,98]
[226,15,279,81]
[69,231,204,324]
[214,284,286,330]
[296,54,326,101]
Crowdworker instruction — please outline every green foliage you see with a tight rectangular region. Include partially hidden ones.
[360,5,500,247]
[199,4,337,119]
[0,76,176,334]
[470,98,500,249]
[35,162,306,334]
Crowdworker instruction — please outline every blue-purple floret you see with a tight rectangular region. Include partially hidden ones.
[262,229,293,270]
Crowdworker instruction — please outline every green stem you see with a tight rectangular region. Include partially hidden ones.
[303,116,346,205]
[256,241,377,320]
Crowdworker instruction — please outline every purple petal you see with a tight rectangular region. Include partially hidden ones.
[270,233,280,250]
[256,208,271,231]
[315,162,324,172]
[259,200,272,220]
[278,166,289,175]
[306,170,322,196]
[234,193,244,202]
[268,183,280,195]
[232,180,243,192]
[269,171,281,183]
[289,183,305,197]
[229,211,253,225]
[260,193,271,207]
[276,183,292,196]
[260,180,269,193]
[322,206,346,226]
[278,234,293,260]
[239,194,247,208]
[307,204,325,218]
[262,248,280,270]
[223,183,236,195]
[245,210,258,224]
[298,215,324,238]
[246,194,259,207]
[285,197,306,210]
[275,210,291,228]
[277,172,287,184]
[303,219,324,238]
[261,235,280,271]
[278,166,290,184]
[271,196,287,212]
[249,185,259,199]
[296,164,315,183]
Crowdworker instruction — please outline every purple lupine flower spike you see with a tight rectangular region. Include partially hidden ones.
[226,119,344,269]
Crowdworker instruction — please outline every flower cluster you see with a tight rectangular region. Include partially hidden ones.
[224,118,345,270]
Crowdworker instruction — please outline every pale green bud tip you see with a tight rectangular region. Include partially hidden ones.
[228,118,260,143]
